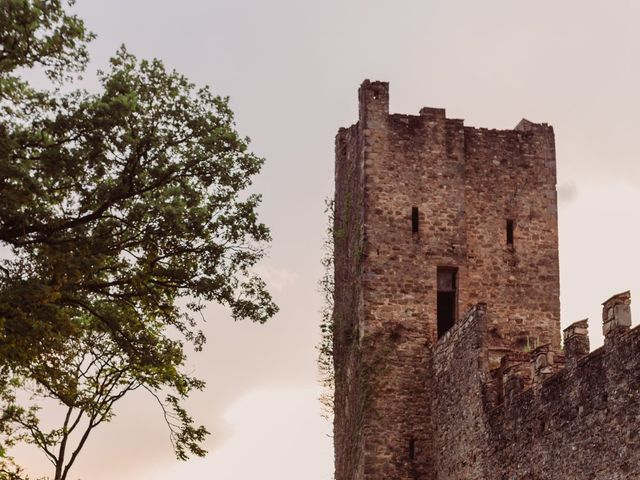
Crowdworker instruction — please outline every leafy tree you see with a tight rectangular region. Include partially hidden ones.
[1,327,207,480]
[0,1,277,478]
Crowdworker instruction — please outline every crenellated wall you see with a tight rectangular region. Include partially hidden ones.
[486,328,640,479]
[485,293,640,479]
[428,292,640,480]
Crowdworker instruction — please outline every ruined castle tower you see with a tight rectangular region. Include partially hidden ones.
[333,80,622,480]
[333,80,561,479]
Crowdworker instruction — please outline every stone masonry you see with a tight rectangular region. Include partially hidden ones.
[333,80,640,479]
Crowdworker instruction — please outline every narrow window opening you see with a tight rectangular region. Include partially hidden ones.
[411,207,419,233]
[409,438,416,460]
[437,267,458,338]
[506,219,514,246]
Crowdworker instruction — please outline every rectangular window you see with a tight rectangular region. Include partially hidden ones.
[506,219,514,246]
[437,267,458,338]
[412,207,419,233]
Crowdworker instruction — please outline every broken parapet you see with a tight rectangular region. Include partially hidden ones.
[531,344,554,385]
[603,291,631,342]
[485,291,640,479]
[563,319,590,367]
[489,291,632,406]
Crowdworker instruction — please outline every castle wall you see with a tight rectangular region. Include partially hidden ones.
[427,301,640,480]
[334,122,366,480]
[485,325,640,479]
[432,305,489,480]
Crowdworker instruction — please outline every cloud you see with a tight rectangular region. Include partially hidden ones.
[151,385,334,480]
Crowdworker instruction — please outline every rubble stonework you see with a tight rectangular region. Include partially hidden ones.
[333,80,639,479]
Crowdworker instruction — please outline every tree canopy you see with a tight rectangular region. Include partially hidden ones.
[0,1,277,478]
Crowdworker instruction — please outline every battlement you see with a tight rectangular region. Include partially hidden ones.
[484,291,633,409]
[484,291,640,479]
[430,291,634,408]
[423,290,640,479]
[356,78,553,141]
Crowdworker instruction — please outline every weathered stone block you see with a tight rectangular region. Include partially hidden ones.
[563,319,590,367]
[602,291,632,338]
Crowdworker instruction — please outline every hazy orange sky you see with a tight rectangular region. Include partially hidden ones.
[13,1,640,478]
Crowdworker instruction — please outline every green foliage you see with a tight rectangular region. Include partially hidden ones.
[0,0,93,82]
[0,1,277,478]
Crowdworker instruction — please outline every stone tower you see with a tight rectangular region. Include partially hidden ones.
[333,80,561,480]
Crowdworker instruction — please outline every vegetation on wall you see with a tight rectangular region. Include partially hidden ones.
[318,199,335,421]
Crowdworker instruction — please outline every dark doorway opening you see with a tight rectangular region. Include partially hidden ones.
[437,267,457,338]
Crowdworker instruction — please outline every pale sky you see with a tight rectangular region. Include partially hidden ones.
[12,1,640,479]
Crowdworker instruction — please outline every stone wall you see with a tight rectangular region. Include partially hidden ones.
[463,121,561,358]
[334,121,366,480]
[426,292,640,480]
[356,80,436,480]
[432,304,489,480]
[428,294,640,480]
[486,322,640,479]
